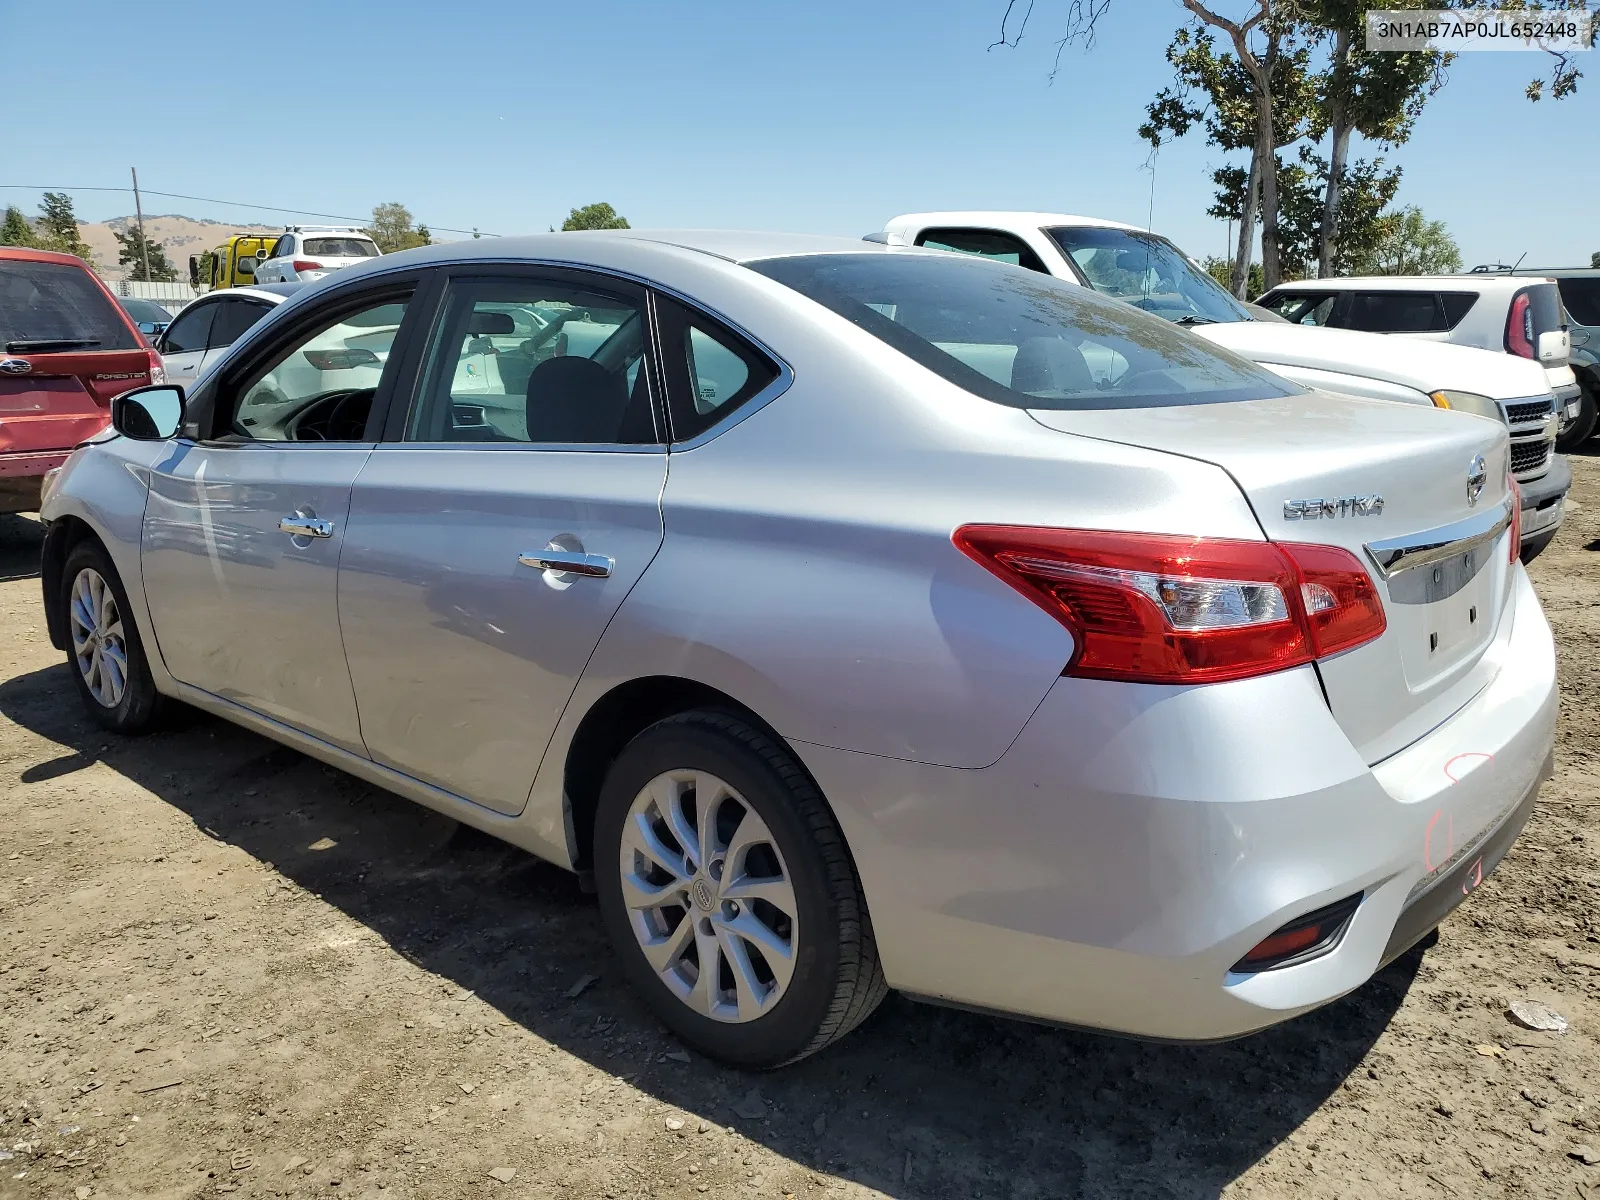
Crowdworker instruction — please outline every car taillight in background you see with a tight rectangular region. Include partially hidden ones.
[1506,291,1535,358]
[147,349,166,386]
[292,260,325,274]
[953,526,1387,685]
[1508,475,1522,563]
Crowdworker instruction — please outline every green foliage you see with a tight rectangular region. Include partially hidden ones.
[561,202,631,231]
[192,250,215,288]
[1347,206,1463,275]
[1202,255,1264,299]
[113,227,177,282]
[365,203,432,253]
[0,206,39,248]
[35,192,94,262]
[1591,250,1600,268]
[1276,147,1401,276]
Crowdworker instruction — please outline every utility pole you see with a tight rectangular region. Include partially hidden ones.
[130,167,151,283]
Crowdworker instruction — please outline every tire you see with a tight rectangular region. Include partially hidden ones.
[1555,382,1597,452]
[594,709,887,1069]
[60,539,167,734]
[1520,528,1557,564]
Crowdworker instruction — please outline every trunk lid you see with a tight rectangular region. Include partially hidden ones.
[1029,391,1514,764]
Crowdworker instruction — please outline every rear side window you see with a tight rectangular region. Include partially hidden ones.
[1557,278,1600,327]
[1343,291,1446,333]
[654,295,780,441]
[0,259,140,352]
[210,299,273,347]
[305,238,379,258]
[749,252,1294,412]
[162,303,215,353]
[916,228,1048,274]
[1440,292,1478,328]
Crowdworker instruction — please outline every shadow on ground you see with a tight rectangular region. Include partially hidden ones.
[0,659,1421,1200]
[0,512,43,583]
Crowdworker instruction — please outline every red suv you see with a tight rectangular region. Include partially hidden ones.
[1,247,163,513]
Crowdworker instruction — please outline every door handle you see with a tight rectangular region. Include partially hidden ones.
[518,549,612,578]
[280,515,334,539]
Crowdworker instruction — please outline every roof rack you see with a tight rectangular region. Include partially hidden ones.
[282,224,367,234]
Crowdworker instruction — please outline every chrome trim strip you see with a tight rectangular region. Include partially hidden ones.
[1364,500,1512,580]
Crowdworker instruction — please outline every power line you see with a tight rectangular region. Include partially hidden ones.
[0,183,494,237]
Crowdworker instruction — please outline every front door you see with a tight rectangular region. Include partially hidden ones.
[155,299,214,388]
[140,289,417,753]
[337,270,668,814]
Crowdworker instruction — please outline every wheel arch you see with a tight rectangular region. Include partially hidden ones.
[563,675,801,872]
[41,515,103,651]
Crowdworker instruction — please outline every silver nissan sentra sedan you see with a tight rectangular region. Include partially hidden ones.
[37,231,1557,1068]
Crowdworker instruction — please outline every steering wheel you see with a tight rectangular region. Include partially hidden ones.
[324,390,369,440]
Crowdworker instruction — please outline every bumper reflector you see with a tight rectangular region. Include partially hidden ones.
[1232,893,1363,973]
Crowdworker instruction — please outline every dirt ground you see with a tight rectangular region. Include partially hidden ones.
[2,456,1598,1200]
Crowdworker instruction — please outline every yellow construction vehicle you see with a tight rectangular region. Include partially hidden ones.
[188,234,279,291]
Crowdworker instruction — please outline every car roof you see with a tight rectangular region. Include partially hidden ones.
[0,245,102,267]
[199,282,303,302]
[1266,275,1555,292]
[887,211,1144,233]
[1475,266,1600,279]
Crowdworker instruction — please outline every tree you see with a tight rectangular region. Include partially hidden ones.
[0,206,39,248]
[113,227,177,282]
[35,192,94,261]
[192,250,215,288]
[1592,250,1600,268]
[561,202,630,231]
[1203,255,1264,298]
[365,202,432,253]
[1347,205,1462,275]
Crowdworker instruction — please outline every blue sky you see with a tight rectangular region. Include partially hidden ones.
[4,0,1595,267]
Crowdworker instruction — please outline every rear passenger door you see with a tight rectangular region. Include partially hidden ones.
[336,267,668,816]
[157,301,215,388]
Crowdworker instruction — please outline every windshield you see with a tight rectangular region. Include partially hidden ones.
[748,252,1295,411]
[304,237,380,258]
[1046,227,1251,325]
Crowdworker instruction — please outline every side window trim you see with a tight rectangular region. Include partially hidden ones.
[914,227,1049,274]
[386,263,664,450]
[650,288,792,449]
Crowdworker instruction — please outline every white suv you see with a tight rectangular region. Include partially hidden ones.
[253,226,381,284]
[1255,274,1582,433]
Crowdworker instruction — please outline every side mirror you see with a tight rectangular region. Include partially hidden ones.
[1536,329,1569,365]
[188,256,200,287]
[138,321,159,336]
[111,385,186,441]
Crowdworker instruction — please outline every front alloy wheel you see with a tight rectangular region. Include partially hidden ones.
[70,567,129,709]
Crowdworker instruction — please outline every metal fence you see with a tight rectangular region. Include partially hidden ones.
[101,278,197,315]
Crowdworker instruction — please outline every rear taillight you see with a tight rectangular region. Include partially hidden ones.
[1506,291,1535,358]
[292,260,324,273]
[953,526,1387,685]
[146,349,166,386]
[1508,475,1522,563]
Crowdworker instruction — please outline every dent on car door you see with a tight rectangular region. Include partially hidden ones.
[140,287,419,752]
[336,269,668,824]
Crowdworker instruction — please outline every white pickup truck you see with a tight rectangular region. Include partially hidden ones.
[875,212,1570,561]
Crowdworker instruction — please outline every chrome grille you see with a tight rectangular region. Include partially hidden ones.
[1510,439,1551,476]
[1505,398,1555,425]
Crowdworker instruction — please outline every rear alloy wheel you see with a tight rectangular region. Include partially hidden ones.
[60,540,166,734]
[595,710,887,1068]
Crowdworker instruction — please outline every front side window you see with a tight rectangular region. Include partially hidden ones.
[304,237,379,258]
[161,303,215,353]
[407,276,654,444]
[1261,291,1338,326]
[269,236,293,259]
[1046,226,1250,326]
[1344,291,1445,333]
[225,294,410,442]
[749,253,1294,411]
[916,228,1047,274]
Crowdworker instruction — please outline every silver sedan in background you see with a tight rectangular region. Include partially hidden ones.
[38,232,1556,1068]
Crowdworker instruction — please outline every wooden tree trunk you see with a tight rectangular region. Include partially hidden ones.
[1318,28,1353,279]
[1231,151,1260,299]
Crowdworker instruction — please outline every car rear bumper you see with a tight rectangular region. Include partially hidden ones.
[793,565,1557,1041]
[0,450,70,513]
[1555,381,1582,425]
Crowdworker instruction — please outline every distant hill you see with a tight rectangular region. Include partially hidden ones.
[82,214,283,280]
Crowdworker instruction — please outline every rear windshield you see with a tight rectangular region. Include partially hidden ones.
[304,238,379,258]
[1526,283,1564,337]
[748,252,1295,411]
[1556,277,1600,327]
[0,259,140,352]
